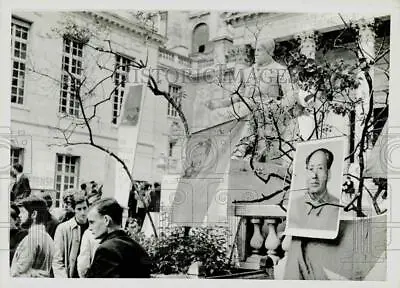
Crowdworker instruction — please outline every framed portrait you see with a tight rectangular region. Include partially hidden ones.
[285,137,346,239]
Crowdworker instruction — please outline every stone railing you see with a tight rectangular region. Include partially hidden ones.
[158,45,253,73]
[196,58,215,70]
[159,47,175,62]
[159,47,219,72]
[234,203,291,280]
[159,47,192,68]
[177,54,192,66]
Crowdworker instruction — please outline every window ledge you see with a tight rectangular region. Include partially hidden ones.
[56,112,81,120]
[11,103,30,112]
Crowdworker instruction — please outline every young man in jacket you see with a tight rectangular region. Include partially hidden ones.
[10,164,31,201]
[86,198,152,278]
[52,193,89,278]
[76,191,102,278]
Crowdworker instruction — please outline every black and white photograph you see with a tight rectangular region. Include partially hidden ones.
[0,1,398,283]
[285,137,346,239]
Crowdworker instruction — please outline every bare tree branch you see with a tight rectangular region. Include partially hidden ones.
[147,75,191,137]
[233,185,290,204]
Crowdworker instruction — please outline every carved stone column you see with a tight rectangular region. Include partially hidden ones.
[264,218,281,265]
[234,204,286,271]
[236,217,248,262]
[274,234,292,280]
[243,217,265,269]
[281,234,292,257]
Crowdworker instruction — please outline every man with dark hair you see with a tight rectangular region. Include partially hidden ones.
[59,191,76,223]
[11,196,54,277]
[53,193,89,278]
[77,191,101,277]
[86,198,152,278]
[305,148,334,170]
[127,186,138,218]
[42,193,60,239]
[135,183,151,227]
[288,148,340,231]
[151,182,161,212]
[90,181,98,194]
[10,203,28,265]
[10,202,22,228]
[10,163,31,201]
[80,183,87,195]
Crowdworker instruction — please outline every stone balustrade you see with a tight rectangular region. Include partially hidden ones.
[234,203,290,279]
[159,47,175,62]
[158,44,252,71]
[196,58,215,69]
[159,47,192,68]
[177,54,192,66]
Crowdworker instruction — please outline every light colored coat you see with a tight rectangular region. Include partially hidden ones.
[52,217,81,278]
[11,224,54,277]
[77,229,100,278]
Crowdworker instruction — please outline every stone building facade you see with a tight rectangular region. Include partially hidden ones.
[10,11,389,208]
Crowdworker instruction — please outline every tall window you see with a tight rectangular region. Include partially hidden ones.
[112,54,131,124]
[54,154,80,207]
[11,18,30,104]
[59,38,83,117]
[10,147,24,166]
[167,84,182,117]
[192,23,209,53]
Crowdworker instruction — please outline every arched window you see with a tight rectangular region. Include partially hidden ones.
[192,23,209,53]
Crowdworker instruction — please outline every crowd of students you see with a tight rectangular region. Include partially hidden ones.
[9,164,154,278]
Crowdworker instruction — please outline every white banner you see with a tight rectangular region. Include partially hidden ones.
[114,84,146,208]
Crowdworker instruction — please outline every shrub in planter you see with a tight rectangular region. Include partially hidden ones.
[130,225,232,277]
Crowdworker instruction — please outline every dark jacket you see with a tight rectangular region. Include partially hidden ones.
[127,189,137,217]
[86,229,152,278]
[148,189,160,212]
[59,210,75,224]
[45,212,60,239]
[11,174,31,201]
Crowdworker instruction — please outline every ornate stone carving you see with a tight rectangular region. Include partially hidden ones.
[225,44,253,65]
[356,18,375,62]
